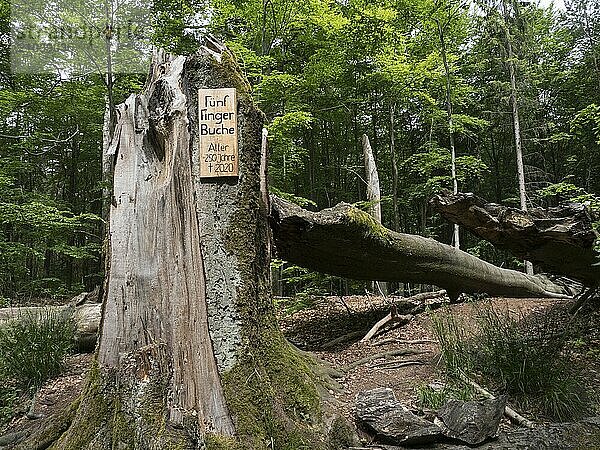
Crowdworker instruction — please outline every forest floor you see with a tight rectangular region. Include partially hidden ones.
[1,294,599,448]
[278,294,600,435]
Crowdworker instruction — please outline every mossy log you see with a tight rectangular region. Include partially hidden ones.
[17,42,349,450]
[270,196,571,300]
[431,191,600,285]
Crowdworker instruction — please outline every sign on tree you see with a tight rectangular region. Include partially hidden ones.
[199,88,239,177]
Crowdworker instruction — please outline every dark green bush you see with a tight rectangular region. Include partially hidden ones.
[0,309,75,388]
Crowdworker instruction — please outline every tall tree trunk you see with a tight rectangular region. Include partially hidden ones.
[501,0,533,275]
[390,103,400,232]
[362,134,386,295]
[23,44,344,450]
[437,20,460,249]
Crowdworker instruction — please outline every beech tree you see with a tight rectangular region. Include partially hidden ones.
[20,43,346,450]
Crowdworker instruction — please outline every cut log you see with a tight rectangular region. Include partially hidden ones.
[430,191,600,284]
[270,196,571,299]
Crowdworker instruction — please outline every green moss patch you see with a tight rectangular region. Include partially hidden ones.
[219,331,325,450]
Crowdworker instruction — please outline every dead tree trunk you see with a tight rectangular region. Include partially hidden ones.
[437,19,460,250]
[270,196,570,300]
[362,134,382,223]
[23,43,343,450]
[431,191,600,285]
[362,134,387,295]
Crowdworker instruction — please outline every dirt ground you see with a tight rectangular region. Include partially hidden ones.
[279,295,598,425]
[1,294,598,448]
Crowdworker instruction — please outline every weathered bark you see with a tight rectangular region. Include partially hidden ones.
[23,42,345,450]
[362,134,386,295]
[362,134,382,223]
[430,191,600,285]
[270,196,570,299]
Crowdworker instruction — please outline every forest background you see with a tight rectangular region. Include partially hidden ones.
[1,0,599,302]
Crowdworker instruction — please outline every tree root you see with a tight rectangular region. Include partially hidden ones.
[373,338,436,346]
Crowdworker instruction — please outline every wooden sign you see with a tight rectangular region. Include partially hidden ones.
[198,88,238,177]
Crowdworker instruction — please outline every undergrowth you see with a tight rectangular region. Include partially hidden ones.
[0,309,75,426]
[431,303,593,421]
[416,382,475,409]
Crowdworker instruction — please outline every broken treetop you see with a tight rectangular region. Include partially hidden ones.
[199,88,239,178]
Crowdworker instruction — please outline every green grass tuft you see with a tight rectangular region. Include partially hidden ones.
[0,309,75,388]
[431,303,593,421]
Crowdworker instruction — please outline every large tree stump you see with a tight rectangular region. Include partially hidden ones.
[20,43,346,450]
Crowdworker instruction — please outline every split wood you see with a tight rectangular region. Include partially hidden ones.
[360,308,412,342]
[361,290,448,342]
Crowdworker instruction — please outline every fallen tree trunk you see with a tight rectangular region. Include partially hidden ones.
[270,196,570,300]
[0,304,101,352]
[430,191,600,285]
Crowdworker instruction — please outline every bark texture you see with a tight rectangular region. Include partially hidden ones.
[362,134,382,223]
[28,42,342,450]
[270,196,570,299]
[431,191,600,285]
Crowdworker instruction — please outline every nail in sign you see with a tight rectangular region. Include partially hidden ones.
[199,88,238,177]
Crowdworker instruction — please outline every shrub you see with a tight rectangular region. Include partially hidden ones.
[0,309,75,388]
[0,383,19,427]
[416,383,475,409]
[432,303,592,421]
[431,310,473,377]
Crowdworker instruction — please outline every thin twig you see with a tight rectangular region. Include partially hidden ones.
[342,349,427,373]
[337,295,354,315]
